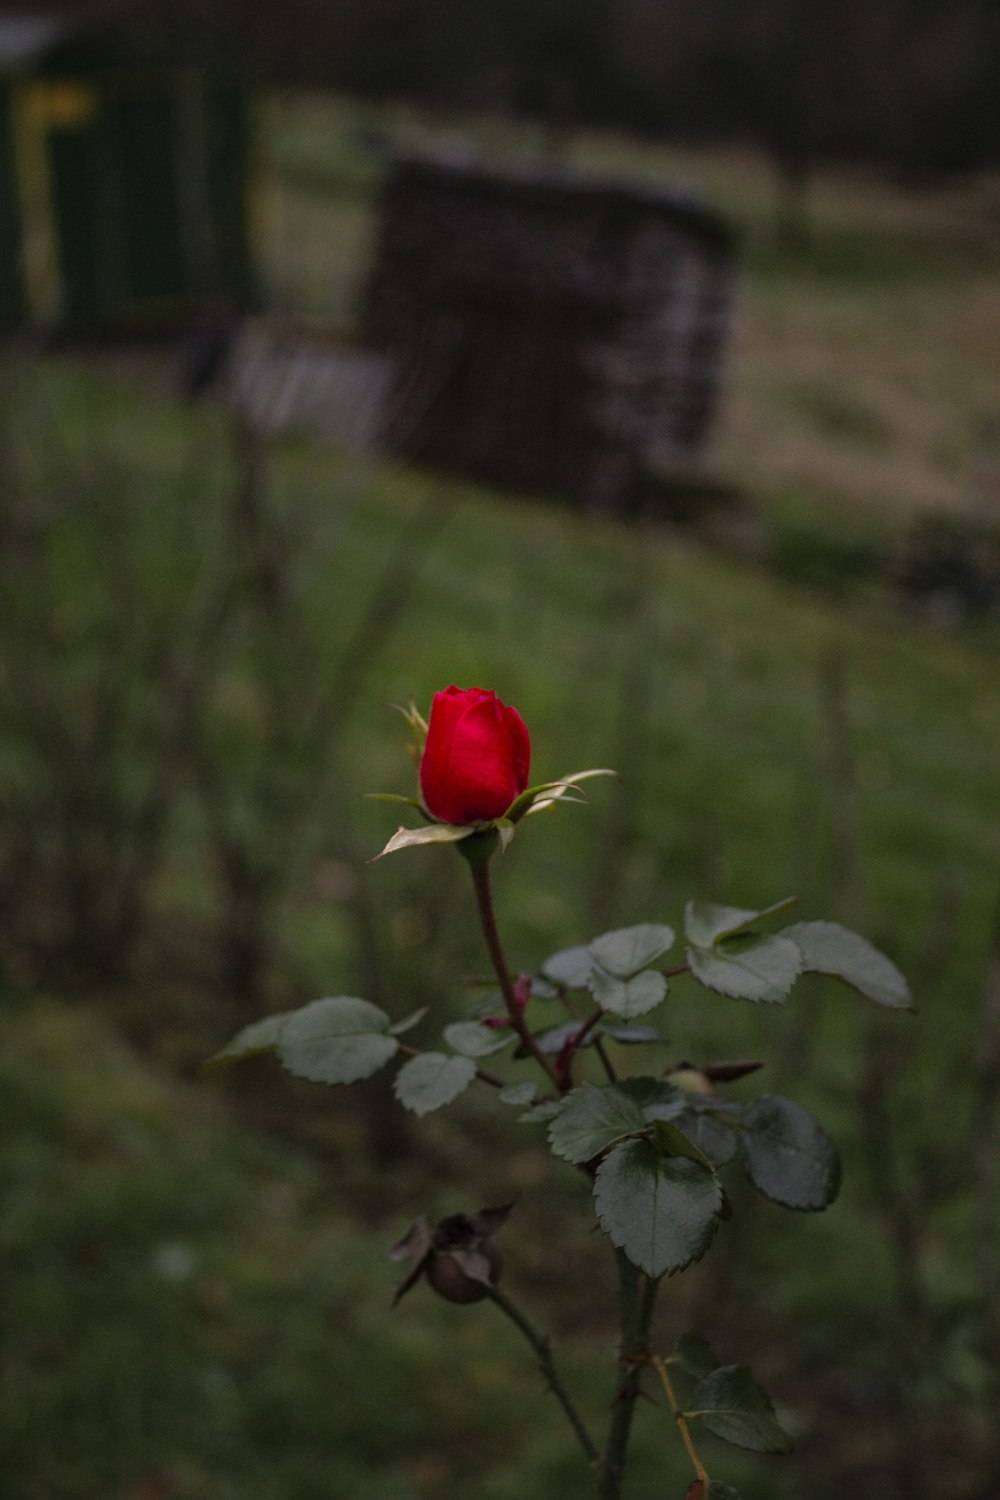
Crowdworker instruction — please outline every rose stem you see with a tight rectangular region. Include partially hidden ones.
[469,862,562,1090]
[487,1286,600,1466]
[566,1009,618,1086]
[650,1355,709,1486]
[597,1254,659,1499]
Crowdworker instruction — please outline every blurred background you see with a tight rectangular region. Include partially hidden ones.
[1,2,999,1497]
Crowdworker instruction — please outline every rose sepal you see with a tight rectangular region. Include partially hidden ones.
[372,821,484,860]
[507,768,619,824]
[389,698,430,754]
[365,793,433,819]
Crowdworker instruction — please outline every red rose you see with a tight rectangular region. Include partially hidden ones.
[419,685,531,825]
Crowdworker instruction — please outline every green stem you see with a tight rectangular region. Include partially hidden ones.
[652,1355,709,1486]
[597,1252,659,1499]
[469,862,561,1089]
[488,1286,600,1466]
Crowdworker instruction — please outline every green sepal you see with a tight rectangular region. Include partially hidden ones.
[507,767,618,823]
[365,793,429,814]
[372,822,478,860]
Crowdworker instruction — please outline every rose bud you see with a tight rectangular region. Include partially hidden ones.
[419,686,530,826]
[390,1204,513,1307]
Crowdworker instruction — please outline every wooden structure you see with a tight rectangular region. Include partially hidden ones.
[0,7,254,335]
[362,154,736,513]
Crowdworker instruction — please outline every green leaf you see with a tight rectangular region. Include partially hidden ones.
[590,967,668,1018]
[739,1094,840,1210]
[618,1076,689,1121]
[784,920,912,1009]
[684,897,798,948]
[388,1007,428,1036]
[498,1081,537,1107]
[687,934,802,1003]
[373,822,476,859]
[533,1020,598,1054]
[601,1024,667,1045]
[549,1083,648,1164]
[707,1485,744,1500]
[206,1011,292,1068]
[594,1139,723,1277]
[673,1109,739,1167]
[277,997,399,1084]
[393,1052,477,1115]
[518,1099,563,1122]
[442,1021,515,1057]
[589,923,675,977]
[542,945,594,990]
[687,1365,793,1454]
[527,975,559,1000]
[651,1120,717,1173]
[671,1331,719,1380]
[530,1017,667,1053]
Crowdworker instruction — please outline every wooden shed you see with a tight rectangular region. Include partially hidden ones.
[0,6,254,335]
[362,153,737,514]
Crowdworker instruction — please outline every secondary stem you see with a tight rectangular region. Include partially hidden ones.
[598,1251,659,1499]
[651,1356,709,1486]
[469,862,561,1089]
[488,1286,600,1466]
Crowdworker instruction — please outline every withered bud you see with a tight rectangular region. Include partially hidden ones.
[667,1058,764,1094]
[665,1064,715,1096]
[389,1204,513,1307]
[700,1058,764,1083]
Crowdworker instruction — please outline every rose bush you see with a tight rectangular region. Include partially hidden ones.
[419,684,531,825]
[215,684,911,1500]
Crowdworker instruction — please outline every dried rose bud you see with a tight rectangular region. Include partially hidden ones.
[390,1204,513,1307]
[701,1058,764,1083]
[666,1064,715,1096]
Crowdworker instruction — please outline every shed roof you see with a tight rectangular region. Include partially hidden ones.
[385,151,737,254]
